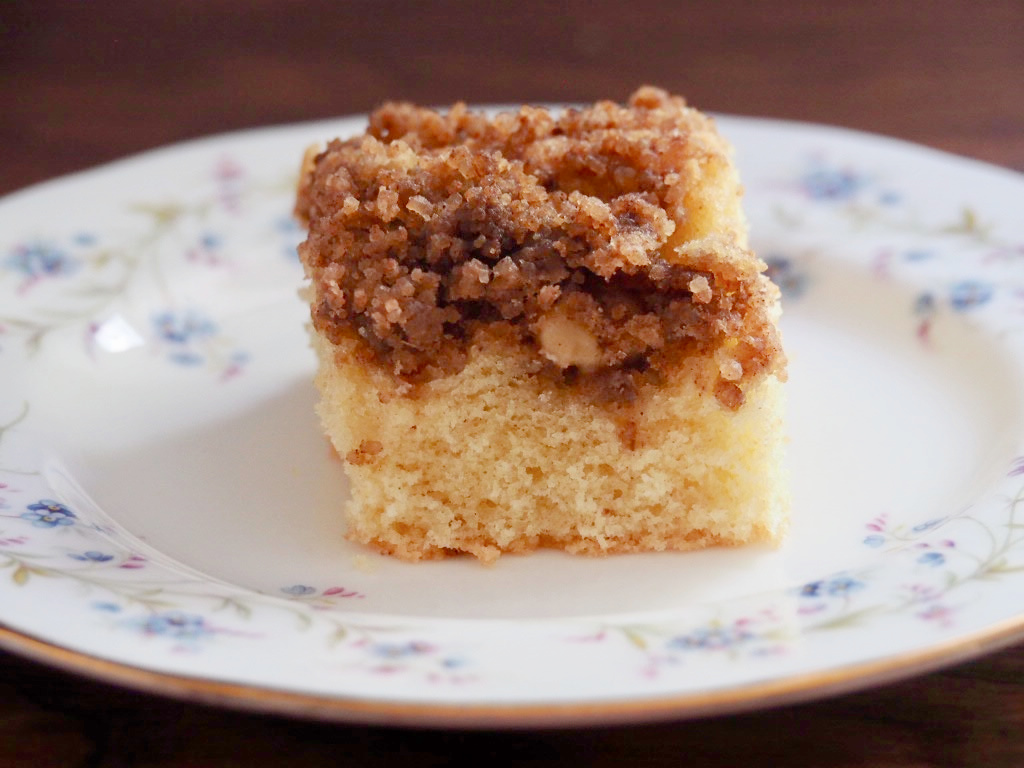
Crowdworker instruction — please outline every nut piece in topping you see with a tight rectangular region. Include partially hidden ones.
[536,310,602,371]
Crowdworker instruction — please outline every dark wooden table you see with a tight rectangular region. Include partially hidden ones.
[2,1,1023,765]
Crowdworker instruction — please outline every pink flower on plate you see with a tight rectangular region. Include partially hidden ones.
[917,604,955,628]
[323,586,364,599]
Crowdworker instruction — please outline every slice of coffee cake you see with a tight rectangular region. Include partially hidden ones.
[295,87,787,562]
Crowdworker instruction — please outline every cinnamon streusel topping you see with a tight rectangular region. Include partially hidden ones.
[295,87,785,408]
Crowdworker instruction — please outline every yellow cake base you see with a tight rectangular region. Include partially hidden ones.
[312,329,787,563]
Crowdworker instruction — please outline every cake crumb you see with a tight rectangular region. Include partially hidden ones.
[351,554,378,573]
[346,440,383,465]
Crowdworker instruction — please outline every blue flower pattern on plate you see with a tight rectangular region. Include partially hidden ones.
[5,242,79,281]
[20,500,76,528]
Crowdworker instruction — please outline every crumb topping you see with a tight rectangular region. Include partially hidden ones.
[296,87,784,408]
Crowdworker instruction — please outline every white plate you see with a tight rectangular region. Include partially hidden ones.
[2,113,1024,727]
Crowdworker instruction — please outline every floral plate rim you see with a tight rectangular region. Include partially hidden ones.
[4,614,1024,728]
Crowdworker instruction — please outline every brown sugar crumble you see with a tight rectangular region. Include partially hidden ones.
[295,87,785,409]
